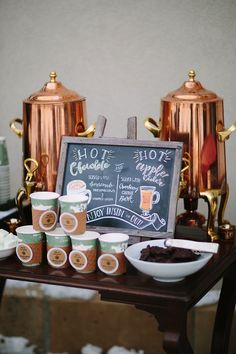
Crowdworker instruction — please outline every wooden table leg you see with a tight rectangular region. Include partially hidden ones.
[0,277,6,305]
[136,304,194,354]
[210,262,236,354]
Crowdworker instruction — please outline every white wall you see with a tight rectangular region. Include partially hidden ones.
[0,0,236,221]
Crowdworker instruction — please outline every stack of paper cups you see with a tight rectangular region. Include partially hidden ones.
[0,137,10,204]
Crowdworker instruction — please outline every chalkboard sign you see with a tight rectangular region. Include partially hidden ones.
[56,137,183,239]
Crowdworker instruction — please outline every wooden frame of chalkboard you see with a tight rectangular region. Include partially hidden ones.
[56,136,183,240]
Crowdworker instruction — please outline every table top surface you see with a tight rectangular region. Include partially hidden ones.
[0,226,235,308]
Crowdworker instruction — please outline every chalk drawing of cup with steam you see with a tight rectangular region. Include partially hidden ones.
[139,186,160,217]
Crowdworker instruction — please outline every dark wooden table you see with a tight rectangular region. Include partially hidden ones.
[0,226,235,354]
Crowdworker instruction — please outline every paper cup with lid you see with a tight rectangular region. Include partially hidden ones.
[59,194,89,235]
[66,179,92,204]
[30,191,60,232]
[16,225,44,266]
[45,227,71,269]
[69,231,99,273]
[97,233,129,276]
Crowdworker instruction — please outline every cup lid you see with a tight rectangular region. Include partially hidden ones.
[45,227,66,237]
[59,194,89,203]
[16,225,42,234]
[30,191,60,200]
[70,231,100,240]
[99,233,129,243]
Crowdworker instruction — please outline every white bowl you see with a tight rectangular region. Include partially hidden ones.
[124,239,213,282]
[0,246,16,260]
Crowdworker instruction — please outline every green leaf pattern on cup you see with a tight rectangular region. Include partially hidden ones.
[60,202,87,213]
[31,199,58,209]
[100,241,128,253]
[46,235,70,247]
[17,232,44,244]
[71,238,97,251]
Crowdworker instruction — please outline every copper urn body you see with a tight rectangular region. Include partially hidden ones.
[145,71,236,241]
[10,72,88,192]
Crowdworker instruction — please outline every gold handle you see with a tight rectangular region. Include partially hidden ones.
[24,158,39,182]
[76,122,96,137]
[181,156,191,174]
[16,158,39,222]
[179,154,191,196]
[9,118,23,138]
[217,121,236,142]
[16,180,36,222]
[16,187,28,209]
[144,117,161,138]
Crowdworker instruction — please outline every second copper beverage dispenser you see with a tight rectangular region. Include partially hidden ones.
[10,72,93,193]
[145,70,236,241]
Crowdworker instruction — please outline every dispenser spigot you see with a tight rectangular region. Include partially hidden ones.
[16,158,40,223]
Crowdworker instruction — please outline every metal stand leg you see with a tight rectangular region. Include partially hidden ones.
[0,278,6,305]
[200,190,220,242]
[218,184,230,226]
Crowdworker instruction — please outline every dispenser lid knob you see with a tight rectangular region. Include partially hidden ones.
[49,71,57,83]
[188,70,196,82]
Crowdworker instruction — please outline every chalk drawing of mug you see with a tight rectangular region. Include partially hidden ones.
[66,180,92,204]
[139,186,160,216]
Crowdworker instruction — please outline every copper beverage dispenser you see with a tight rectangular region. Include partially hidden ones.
[145,70,236,241]
[10,72,94,192]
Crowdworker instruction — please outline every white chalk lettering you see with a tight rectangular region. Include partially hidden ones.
[77,148,87,160]
[70,160,110,176]
[134,149,172,163]
[136,150,147,161]
[70,162,78,176]
[119,183,138,193]
[136,162,169,186]
[130,215,143,227]
[136,163,168,178]
[87,208,104,221]
[119,195,134,203]
[106,207,125,218]
[101,149,111,160]
[90,148,98,159]
[158,150,172,162]
[75,147,113,161]
[149,150,157,160]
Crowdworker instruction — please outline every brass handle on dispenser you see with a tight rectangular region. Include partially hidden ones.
[9,118,23,138]
[24,158,39,182]
[76,122,96,137]
[178,153,191,197]
[217,121,236,142]
[16,158,39,224]
[144,117,161,138]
